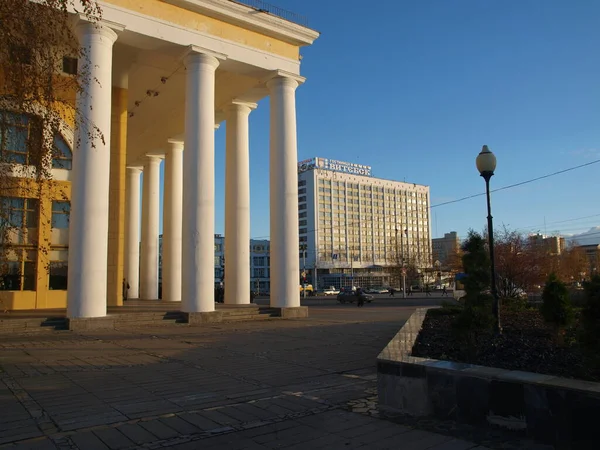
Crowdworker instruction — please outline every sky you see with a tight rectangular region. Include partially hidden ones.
[156,0,600,243]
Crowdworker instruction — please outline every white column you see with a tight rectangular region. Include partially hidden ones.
[162,140,184,302]
[224,102,255,305]
[125,166,142,299]
[182,51,220,312]
[267,76,301,308]
[67,22,118,318]
[140,155,162,299]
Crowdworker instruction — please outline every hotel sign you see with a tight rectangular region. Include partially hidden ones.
[297,157,372,177]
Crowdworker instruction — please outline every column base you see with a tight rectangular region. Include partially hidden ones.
[273,306,308,319]
[182,311,224,325]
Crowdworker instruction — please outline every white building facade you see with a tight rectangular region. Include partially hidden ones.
[297,158,432,289]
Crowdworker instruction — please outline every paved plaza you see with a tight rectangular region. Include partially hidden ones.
[1,298,505,449]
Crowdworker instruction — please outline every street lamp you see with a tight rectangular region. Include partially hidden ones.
[476,145,501,333]
[300,243,307,298]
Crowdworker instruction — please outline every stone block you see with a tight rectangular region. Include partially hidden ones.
[67,317,115,331]
[427,369,457,419]
[274,306,308,319]
[487,380,526,430]
[183,311,223,325]
[456,375,489,425]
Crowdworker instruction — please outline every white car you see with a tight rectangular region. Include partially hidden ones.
[323,286,340,296]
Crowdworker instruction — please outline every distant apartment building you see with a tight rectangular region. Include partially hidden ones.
[577,244,600,276]
[528,234,566,255]
[432,232,461,268]
[158,234,270,297]
[297,157,432,289]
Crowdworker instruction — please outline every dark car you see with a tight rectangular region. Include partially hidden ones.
[336,290,374,304]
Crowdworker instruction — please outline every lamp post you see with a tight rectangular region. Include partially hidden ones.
[476,145,501,333]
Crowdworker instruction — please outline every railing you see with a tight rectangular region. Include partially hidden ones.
[230,0,309,27]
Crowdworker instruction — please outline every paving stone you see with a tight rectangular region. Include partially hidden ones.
[92,428,134,449]
[70,431,109,450]
[159,415,202,435]
[12,438,58,449]
[115,423,157,445]
[138,419,180,440]
[429,438,481,450]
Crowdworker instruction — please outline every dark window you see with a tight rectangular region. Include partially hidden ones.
[49,261,68,290]
[52,134,72,169]
[62,56,78,75]
[51,201,70,228]
[299,212,307,218]
[0,111,42,165]
[299,228,307,234]
[299,220,307,226]
[0,197,39,230]
[298,196,306,203]
[298,180,306,187]
[299,204,306,210]
[0,250,36,291]
[298,188,306,194]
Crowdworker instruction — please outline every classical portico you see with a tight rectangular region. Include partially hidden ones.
[66,0,319,318]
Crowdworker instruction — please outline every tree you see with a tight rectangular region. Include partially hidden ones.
[494,226,552,298]
[556,244,588,284]
[0,1,101,302]
[541,273,573,345]
[581,274,600,350]
[461,230,490,299]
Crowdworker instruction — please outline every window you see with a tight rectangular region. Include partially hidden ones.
[299,228,307,234]
[214,256,220,266]
[52,134,72,169]
[299,212,307,218]
[298,188,306,194]
[51,201,70,229]
[298,180,306,187]
[298,196,306,203]
[253,256,264,266]
[62,56,78,75]
[48,249,68,290]
[0,111,42,165]
[299,204,307,210]
[299,220,307,226]
[253,268,265,278]
[0,249,36,291]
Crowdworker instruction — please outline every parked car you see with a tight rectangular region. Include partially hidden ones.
[336,290,374,304]
[323,286,340,296]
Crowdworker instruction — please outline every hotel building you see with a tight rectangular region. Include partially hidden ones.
[297,158,432,289]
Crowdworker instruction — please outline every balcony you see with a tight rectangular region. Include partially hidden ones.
[230,0,309,27]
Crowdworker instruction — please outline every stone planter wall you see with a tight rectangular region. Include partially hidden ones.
[377,308,600,449]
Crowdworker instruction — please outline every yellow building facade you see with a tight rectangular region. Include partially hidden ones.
[1,0,318,314]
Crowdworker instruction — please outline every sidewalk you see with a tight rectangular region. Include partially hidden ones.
[0,305,520,449]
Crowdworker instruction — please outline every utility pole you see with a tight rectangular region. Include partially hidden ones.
[396,226,406,298]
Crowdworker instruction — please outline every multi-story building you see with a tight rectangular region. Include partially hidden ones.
[158,235,270,296]
[528,234,566,255]
[297,157,432,289]
[432,232,461,268]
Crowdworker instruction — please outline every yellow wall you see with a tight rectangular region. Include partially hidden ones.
[107,87,128,307]
[103,0,300,59]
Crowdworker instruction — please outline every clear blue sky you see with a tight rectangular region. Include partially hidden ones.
[157,0,600,242]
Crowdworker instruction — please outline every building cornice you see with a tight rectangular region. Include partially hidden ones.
[162,0,320,46]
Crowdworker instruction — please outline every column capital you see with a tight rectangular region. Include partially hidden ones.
[144,153,164,164]
[126,165,143,173]
[182,46,225,70]
[227,101,258,115]
[74,18,124,44]
[167,139,184,151]
[265,70,305,90]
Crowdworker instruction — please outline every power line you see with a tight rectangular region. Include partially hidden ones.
[250,159,600,240]
[430,159,600,209]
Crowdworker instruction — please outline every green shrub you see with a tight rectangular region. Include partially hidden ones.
[541,273,573,344]
[503,296,527,311]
